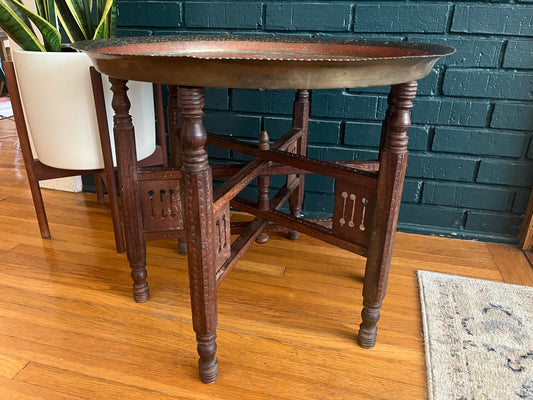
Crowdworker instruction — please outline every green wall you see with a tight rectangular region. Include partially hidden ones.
[114,1,533,243]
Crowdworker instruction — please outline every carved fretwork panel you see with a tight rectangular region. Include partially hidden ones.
[139,180,184,232]
[214,204,231,270]
[332,180,376,247]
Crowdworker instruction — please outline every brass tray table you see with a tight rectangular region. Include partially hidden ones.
[73,35,454,383]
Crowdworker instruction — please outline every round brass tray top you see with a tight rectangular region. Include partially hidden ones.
[71,35,455,89]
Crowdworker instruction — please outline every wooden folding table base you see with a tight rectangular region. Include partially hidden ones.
[74,34,453,384]
[108,80,416,383]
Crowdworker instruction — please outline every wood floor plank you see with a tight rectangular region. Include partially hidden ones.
[487,242,533,285]
[1,118,531,399]
[0,353,29,379]
[0,376,81,400]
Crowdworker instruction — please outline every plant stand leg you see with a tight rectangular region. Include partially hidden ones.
[109,77,149,303]
[179,86,218,383]
[358,81,417,348]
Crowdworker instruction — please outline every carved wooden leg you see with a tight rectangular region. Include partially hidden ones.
[288,89,310,240]
[256,130,270,244]
[179,86,218,383]
[109,77,149,303]
[167,84,188,256]
[358,81,417,348]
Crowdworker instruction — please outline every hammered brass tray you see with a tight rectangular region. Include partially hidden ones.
[72,35,454,89]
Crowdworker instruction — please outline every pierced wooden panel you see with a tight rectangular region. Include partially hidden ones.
[332,180,376,247]
[214,204,231,270]
[139,180,184,233]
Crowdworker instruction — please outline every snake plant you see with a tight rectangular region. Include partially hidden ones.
[0,0,115,52]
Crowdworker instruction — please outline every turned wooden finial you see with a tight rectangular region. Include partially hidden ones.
[258,130,270,150]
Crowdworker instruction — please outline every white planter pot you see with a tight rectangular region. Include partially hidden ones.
[12,48,156,170]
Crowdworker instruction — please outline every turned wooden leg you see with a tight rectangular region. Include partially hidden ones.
[179,86,218,383]
[358,81,417,348]
[256,130,270,244]
[109,77,149,303]
[288,89,310,240]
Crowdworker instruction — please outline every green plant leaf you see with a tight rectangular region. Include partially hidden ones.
[15,0,61,51]
[0,1,45,51]
[35,0,55,23]
[56,0,94,41]
[4,0,36,34]
[92,0,113,39]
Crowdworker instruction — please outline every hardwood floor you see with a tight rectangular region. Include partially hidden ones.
[1,117,532,399]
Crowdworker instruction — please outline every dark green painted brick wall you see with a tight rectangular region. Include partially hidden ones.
[114,0,533,243]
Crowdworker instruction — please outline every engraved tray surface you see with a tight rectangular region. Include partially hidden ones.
[72,35,455,89]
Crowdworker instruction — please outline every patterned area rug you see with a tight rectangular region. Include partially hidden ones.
[417,271,533,400]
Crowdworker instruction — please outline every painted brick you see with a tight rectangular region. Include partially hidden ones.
[344,122,429,151]
[407,127,431,151]
[414,68,439,96]
[230,152,254,163]
[491,103,533,131]
[116,28,152,37]
[354,4,449,33]
[348,68,439,96]
[303,192,334,216]
[308,146,378,161]
[399,204,464,230]
[402,179,423,203]
[399,98,490,127]
[503,40,533,69]
[528,140,533,159]
[443,69,533,101]
[264,117,340,144]
[265,3,352,32]
[203,112,261,138]
[308,120,341,145]
[232,89,296,115]
[452,5,533,36]
[432,127,527,158]
[408,36,502,68]
[204,88,229,111]
[344,121,381,147]
[477,161,533,187]
[311,91,378,119]
[207,144,230,160]
[152,30,181,36]
[305,174,334,194]
[406,154,477,181]
[422,182,513,211]
[117,2,181,28]
[465,211,523,236]
[513,189,531,213]
[184,2,261,29]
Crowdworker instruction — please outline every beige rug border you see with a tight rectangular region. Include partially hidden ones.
[417,270,436,400]
[417,270,533,400]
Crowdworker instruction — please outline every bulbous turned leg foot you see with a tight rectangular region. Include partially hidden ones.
[287,230,300,240]
[131,264,150,303]
[357,306,380,348]
[255,232,269,244]
[197,333,219,384]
